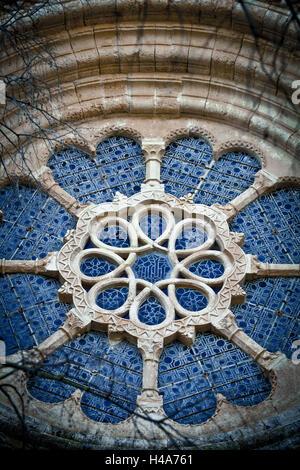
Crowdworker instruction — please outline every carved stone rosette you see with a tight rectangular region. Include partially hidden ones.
[52,190,256,410]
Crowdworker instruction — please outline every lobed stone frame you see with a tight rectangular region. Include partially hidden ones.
[0,125,300,448]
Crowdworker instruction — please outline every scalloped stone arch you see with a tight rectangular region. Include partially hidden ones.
[164,126,216,151]
[95,125,143,147]
[214,140,265,167]
[276,176,300,190]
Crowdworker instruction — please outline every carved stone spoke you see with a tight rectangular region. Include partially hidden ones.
[0,252,59,278]
[213,169,278,220]
[211,309,282,372]
[246,254,300,280]
[24,309,91,364]
[33,166,90,217]
[137,337,164,414]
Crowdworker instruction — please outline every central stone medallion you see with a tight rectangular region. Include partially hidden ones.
[57,191,246,344]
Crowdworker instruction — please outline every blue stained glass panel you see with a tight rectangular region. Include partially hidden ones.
[27,331,143,423]
[96,287,129,310]
[232,277,300,358]
[138,296,166,325]
[80,257,116,277]
[161,137,261,205]
[0,274,70,355]
[132,252,173,283]
[175,227,207,250]
[98,225,130,248]
[0,185,76,260]
[47,136,145,204]
[139,215,166,240]
[230,189,300,263]
[158,333,271,424]
[175,287,208,311]
[188,259,224,278]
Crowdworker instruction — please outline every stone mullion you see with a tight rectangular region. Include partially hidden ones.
[136,337,164,414]
[0,252,59,278]
[28,309,91,363]
[245,254,300,280]
[33,166,88,217]
[210,310,279,371]
[213,169,279,220]
[141,139,165,192]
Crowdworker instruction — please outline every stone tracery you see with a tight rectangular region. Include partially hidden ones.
[0,132,300,439]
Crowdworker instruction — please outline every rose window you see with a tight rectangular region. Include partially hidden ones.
[0,135,299,430]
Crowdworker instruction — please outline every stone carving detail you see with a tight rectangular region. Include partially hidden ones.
[214,140,265,167]
[0,252,58,277]
[164,126,216,148]
[179,192,194,204]
[245,255,300,280]
[1,158,299,435]
[54,135,96,157]
[212,169,279,219]
[59,309,89,339]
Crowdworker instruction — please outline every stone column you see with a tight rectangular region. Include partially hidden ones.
[141,139,165,192]
[136,337,164,414]
[0,252,58,277]
[27,309,91,363]
[245,254,300,280]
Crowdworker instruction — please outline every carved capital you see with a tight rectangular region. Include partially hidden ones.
[179,192,194,205]
[253,169,278,195]
[211,310,241,340]
[142,139,165,162]
[59,310,90,340]
[138,338,164,362]
[213,202,237,218]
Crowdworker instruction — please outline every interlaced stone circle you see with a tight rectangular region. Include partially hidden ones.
[57,192,247,343]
